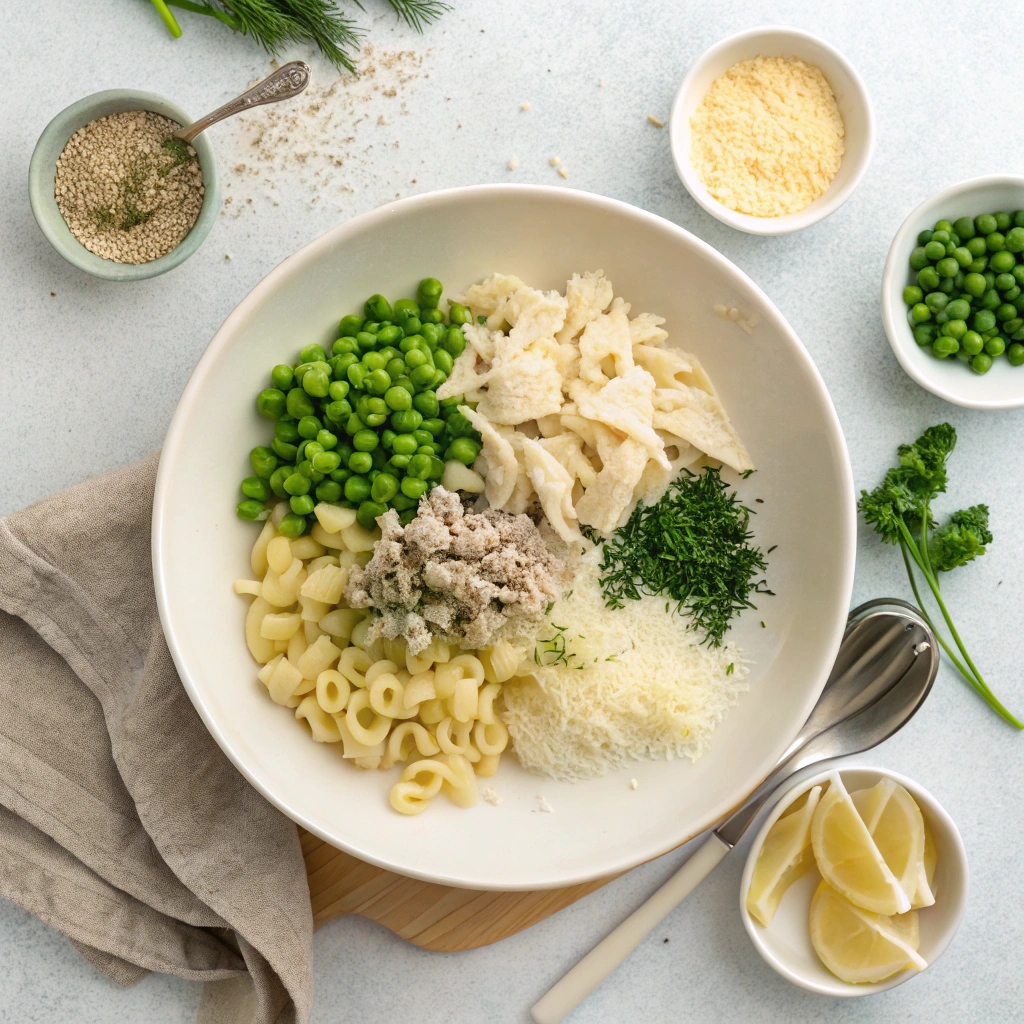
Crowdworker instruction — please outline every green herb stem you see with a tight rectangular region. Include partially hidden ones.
[150,0,184,35]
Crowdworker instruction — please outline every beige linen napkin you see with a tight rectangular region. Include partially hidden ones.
[0,454,312,1023]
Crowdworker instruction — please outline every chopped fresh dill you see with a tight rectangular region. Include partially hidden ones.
[760,621,766,628]
[533,622,577,667]
[740,468,754,479]
[477,314,487,324]
[597,467,771,647]
[767,544,778,555]
[726,662,735,675]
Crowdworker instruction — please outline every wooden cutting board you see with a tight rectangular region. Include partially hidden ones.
[301,828,615,951]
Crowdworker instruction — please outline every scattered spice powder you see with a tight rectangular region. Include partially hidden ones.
[54,111,204,263]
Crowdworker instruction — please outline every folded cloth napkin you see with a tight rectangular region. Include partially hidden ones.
[0,454,313,1023]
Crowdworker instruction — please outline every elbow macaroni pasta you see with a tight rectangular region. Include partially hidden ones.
[235,502,515,815]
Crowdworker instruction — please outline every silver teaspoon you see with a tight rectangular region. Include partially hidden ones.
[171,61,311,145]
[531,600,939,1024]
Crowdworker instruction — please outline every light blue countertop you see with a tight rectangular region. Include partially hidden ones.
[1,2,1021,1022]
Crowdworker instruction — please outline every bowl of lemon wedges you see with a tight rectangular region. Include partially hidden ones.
[739,766,968,996]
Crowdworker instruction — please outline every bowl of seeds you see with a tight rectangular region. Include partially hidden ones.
[29,89,220,280]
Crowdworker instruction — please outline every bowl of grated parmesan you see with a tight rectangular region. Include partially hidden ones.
[670,27,874,235]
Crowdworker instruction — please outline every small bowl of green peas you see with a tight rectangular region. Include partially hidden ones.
[882,175,1024,409]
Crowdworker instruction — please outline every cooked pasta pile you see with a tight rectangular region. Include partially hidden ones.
[234,501,518,815]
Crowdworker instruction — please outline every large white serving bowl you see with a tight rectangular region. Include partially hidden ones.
[154,185,855,890]
[881,175,1024,409]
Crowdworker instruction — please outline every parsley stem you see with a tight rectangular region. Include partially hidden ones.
[897,521,1022,728]
[149,0,183,36]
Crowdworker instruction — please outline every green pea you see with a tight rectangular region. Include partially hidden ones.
[426,456,445,480]
[970,352,993,374]
[902,285,923,306]
[944,299,969,320]
[952,216,975,240]
[271,364,295,390]
[347,363,369,390]
[973,309,997,332]
[360,350,385,372]
[331,355,358,380]
[364,322,382,335]
[923,240,946,261]
[913,325,936,346]
[292,415,317,440]
[409,364,435,388]
[283,471,310,496]
[963,273,987,298]
[1003,317,1023,334]
[370,473,399,503]
[917,229,934,245]
[406,453,432,479]
[330,466,352,486]
[364,294,394,321]
[313,480,340,503]
[996,303,1016,322]
[384,386,412,412]
[382,358,404,380]
[346,447,371,474]
[410,427,432,446]
[298,343,324,363]
[917,267,941,291]
[355,332,378,354]
[353,500,384,531]
[959,330,982,355]
[924,291,948,312]
[337,314,362,337]
[974,213,996,235]
[985,335,1007,356]
[446,437,481,466]
[304,441,325,462]
[1003,226,1024,253]
[993,212,1011,231]
[400,476,429,500]
[935,257,958,279]
[390,433,417,456]
[343,475,371,503]
[979,289,1002,311]
[402,317,423,338]
[365,412,387,428]
[943,319,967,340]
[256,388,285,419]
[932,336,959,358]
[365,368,392,395]
[312,450,341,474]
[271,437,297,461]
[325,382,348,404]
[419,322,442,345]
[908,303,930,324]
[443,327,466,357]
[1007,342,1024,366]
[283,388,312,419]
[273,420,299,446]
[448,302,470,325]
[236,499,269,521]
[332,337,359,356]
[246,446,275,480]
[376,325,403,345]
[951,246,973,269]
[986,232,1006,252]
[935,220,953,233]
[408,391,435,418]
[989,250,1016,274]
[393,298,420,324]
[909,247,930,271]
[964,241,988,264]
[286,494,312,516]
[419,417,444,438]
[416,278,443,310]
[342,414,362,438]
[325,400,351,423]
[277,513,305,538]
[350,429,378,452]
[239,475,269,501]
[421,308,445,325]
[390,453,411,471]
[391,409,423,433]
[433,349,454,375]
[269,468,292,500]
[994,273,1015,293]
[405,347,428,370]
[1005,287,1022,302]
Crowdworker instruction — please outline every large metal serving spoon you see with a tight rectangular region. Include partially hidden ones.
[531,600,939,1024]
[170,61,311,145]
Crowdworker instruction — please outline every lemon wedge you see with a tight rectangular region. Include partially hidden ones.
[811,772,912,915]
[851,780,931,909]
[911,821,938,909]
[809,881,927,984]
[746,785,823,926]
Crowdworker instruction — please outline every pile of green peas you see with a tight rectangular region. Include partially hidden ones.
[237,278,483,537]
[904,211,1024,374]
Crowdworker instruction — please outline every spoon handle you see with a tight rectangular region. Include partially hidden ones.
[173,61,311,144]
[530,836,730,1024]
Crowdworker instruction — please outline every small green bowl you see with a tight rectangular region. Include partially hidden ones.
[29,89,221,281]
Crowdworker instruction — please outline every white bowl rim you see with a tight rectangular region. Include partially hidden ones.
[739,763,969,996]
[670,25,876,236]
[881,173,1024,410]
[153,183,857,888]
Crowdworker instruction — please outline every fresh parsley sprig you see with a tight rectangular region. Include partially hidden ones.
[859,423,1021,728]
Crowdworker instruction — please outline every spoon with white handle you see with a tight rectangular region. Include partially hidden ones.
[170,61,311,145]
[530,600,938,1024]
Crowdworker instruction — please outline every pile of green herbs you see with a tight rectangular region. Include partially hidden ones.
[859,422,1021,727]
[146,0,449,71]
[593,467,770,648]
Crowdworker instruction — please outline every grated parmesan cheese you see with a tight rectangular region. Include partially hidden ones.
[690,56,844,218]
[502,551,747,781]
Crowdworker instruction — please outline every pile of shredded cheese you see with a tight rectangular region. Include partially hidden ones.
[501,552,748,780]
[690,55,844,218]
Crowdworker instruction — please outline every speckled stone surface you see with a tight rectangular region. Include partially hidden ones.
[1,2,1022,1022]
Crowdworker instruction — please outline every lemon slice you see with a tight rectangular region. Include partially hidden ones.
[851,780,931,908]
[811,772,912,915]
[810,881,927,984]
[746,785,823,926]
[911,821,938,909]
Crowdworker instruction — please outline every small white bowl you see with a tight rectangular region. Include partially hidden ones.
[881,175,1024,409]
[739,765,968,997]
[670,27,875,235]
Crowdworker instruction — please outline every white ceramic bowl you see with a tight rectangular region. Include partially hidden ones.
[740,765,968,996]
[670,27,875,235]
[881,175,1024,409]
[153,185,856,889]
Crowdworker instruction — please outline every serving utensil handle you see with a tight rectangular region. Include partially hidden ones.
[172,61,311,144]
[530,835,730,1024]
